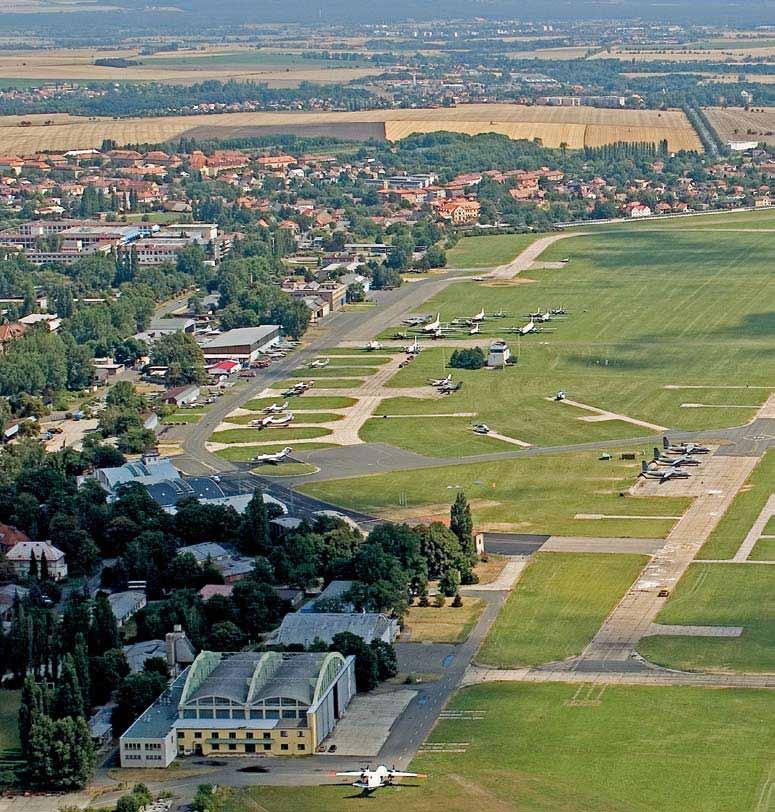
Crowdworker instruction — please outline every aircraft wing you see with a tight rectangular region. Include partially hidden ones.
[335,771,367,777]
[390,771,426,778]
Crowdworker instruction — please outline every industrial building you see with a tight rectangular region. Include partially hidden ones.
[119,650,355,767]
[201,325,281,362]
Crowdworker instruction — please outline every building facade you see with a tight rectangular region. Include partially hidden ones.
[120,651,355,767]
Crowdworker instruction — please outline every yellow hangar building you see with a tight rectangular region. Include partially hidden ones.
[120,650,356,767]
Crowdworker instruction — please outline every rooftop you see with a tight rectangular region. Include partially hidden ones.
[202,325,280,349]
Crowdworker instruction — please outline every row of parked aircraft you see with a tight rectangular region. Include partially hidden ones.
[638,436,710,483]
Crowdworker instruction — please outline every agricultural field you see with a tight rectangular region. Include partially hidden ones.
[477,552,647,667]
[215,683,775,812]
[704,106,775,146]
[445,233,540,268]
[0,103,702,154]
[299,447,690,537]
[699,451,775,560]
[594,45,775,62]
[379,227,775,449]
[637,563,775,673]
[0,45,378,86]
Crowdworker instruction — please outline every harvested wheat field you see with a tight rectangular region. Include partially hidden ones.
[594,45,775,62]
[0,103,703,154]
[0,45,379,86]
[704,106,775,146]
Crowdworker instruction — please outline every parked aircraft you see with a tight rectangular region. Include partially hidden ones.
[439,381,463,394]
[639,461,690,482]
[334,766,426,796]
[405,338,423,354]
[265,413,293,428]
[309,358,330,369]
[490,309,507,318]
[470,308,486,323]
[519,320,537,335]
[364,340,382,351]
[473,423,491,434]
[529,309,552,323]
[251,447,294,465]
[663,436,710,455]
[652,447,700,467]
[429,374,452,387]
[469,323,480,335]
[422,314,441,333]
[403,316,428,327]
[555,390,567,401]
[262,401,288,414]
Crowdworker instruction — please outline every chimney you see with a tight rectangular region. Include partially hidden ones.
[166,625,184,673]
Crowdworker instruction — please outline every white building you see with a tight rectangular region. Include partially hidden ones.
[488,340,511,368]
[7,541,67,580]
[201,325,281,363]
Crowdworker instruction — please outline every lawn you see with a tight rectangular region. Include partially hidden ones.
[699,451,775,559]
[288,366,378,378]
[477,552,646,667]
[379,227,775,447]
[242,396,356,411]
[750,538,775,560]
[276,379,361,390]
[214,443,337,462]
[226,412,344,425]
[0,690,21,783]
[403,597,484,643]
[637,563,775,672]
[210,427,332,444]
[214,683,775,812]
[360,414,529,456]
[445,233,540,268]
[254,462,318,477]
[309,355,392,367]
[300,447,690,538]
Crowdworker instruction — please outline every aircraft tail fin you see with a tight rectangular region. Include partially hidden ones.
[663,436,669,449]
[641,461,648,473]
[653,447,662,460]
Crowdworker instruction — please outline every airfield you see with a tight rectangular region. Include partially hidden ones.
[167,208,775,812]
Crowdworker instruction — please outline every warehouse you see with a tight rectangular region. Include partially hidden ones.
[201,325,280,362]
[120,650,355,766]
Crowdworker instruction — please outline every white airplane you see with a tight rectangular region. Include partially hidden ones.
[470,308,485,323]
[529,309,552,323]
[251,447,294,465]
[262,401,288,414]
[473,423,491,434]
[334,766,426,795]
[405,338,422,354]
[364,340,382,352]
[309,358,330,369]
[469,323,480,335]
[422,313,441,333]
[519,320,537,335]
[264,413,293,427]
[429,374,452,387]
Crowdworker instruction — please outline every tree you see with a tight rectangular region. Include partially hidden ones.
[449,347,485,370]
[53,656,85,720]
[438,568,461,598]
[208,621,245,651]
[89,648,130,706]
[330,632,379,692]
[239,489,269,555]
[450,491,476,566]
[112,672,168,735]
[150,332,206,385]
[370,639,398,681]
[19,676,48,759]
[415,522,467,581]
[89,591,120,656]
[231,580,286,640]
[27,714,93,789]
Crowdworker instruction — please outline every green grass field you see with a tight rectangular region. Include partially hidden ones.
[699,451,775,559]
[254,462,318,477]
[478,552,647,667]
[226,412,344,425]
[637,563,775,672]
[214,683,775,812]
[309,355,392,367]
[750,538,775,560]
[211,427,332,444]
[0,690,21,784]
[214,443,337,462]
[360,414,528,455]
[377,227,775,451]
[142,50,353,69]
[276,379,361,389]
[289,366,378,378]
[242,396,356,411]
[446,233,540,268]
[300,447,690,537]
